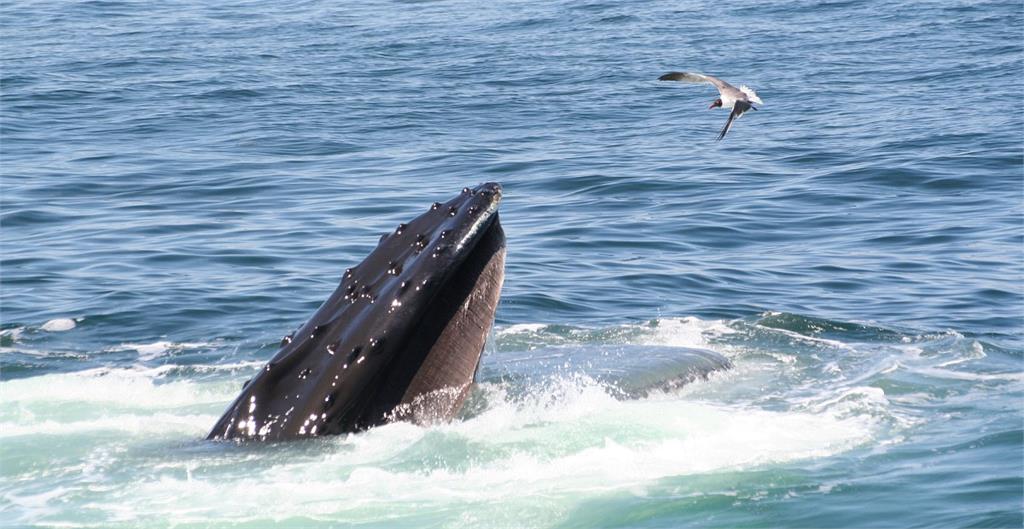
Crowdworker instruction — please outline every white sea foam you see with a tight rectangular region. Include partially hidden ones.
[0,413,215,438]
[0,315,912,527]
[145,360,266,375]
[1,367,879,527]
[496,323,550,335]
[495,317,735,351]
[911,367,1024,383]
[642,316,735,348]
[0,326,25,344]
[105,340,215,360]
[83,381,873,526]
[1,367,238,410]
[753,324,854,350]
[4,486,71,521]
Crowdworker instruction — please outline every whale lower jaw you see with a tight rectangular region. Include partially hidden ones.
[353,218,505,431]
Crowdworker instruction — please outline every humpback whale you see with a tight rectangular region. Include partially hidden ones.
[210,182,733,441]
[209,183,506,441]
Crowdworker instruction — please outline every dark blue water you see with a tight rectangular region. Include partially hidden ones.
[2,1,1022,527]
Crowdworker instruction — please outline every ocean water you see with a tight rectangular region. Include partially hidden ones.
[2,0,1022,527]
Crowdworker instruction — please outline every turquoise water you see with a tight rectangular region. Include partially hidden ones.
[2,0,1022,527]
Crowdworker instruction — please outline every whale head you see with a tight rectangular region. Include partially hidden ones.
[209,183,506,441]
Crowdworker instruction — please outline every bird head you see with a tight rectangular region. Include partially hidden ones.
[709,98,723,109]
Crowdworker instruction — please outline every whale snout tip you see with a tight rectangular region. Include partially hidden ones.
[468,182,503,210]
[472,181,501,196]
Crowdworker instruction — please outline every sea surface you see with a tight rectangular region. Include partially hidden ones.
[2,0,1022,527]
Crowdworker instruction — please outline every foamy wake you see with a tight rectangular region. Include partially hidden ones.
[495,316,735,350]
[0,366,248,439]
[123,393,873,526]
[14,314,985,527]
[2,366,879,527]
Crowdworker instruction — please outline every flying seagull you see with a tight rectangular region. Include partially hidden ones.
[658,71,763,140]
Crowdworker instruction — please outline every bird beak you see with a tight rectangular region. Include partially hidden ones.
[708,102,717,109]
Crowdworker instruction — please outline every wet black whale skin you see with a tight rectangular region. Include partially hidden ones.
[208,183,506,441]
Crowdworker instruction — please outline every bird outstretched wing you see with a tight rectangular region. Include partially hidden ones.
[658,71,736,94]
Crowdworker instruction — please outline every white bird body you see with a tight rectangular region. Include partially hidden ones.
[658,71,763,140]
[718,90,740,109]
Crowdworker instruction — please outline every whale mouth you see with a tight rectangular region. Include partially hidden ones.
[208,183,506,441]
